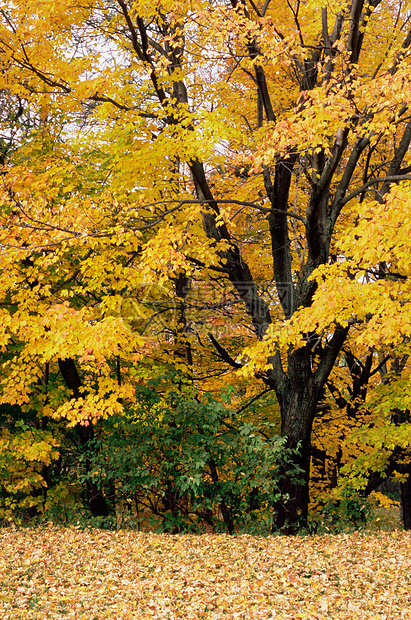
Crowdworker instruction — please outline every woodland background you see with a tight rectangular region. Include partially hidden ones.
[0,0,411,534]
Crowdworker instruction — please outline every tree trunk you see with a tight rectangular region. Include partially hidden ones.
[400,463,411,530]
[58,358,109,518]
[76,420,109,518]
[272,328,348,532]
[276,438,311,533]
[276,389,316,532]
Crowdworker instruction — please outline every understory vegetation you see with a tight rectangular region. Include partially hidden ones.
[0,381,401,535]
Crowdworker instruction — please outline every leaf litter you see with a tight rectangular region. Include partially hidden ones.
[0,528,410,619]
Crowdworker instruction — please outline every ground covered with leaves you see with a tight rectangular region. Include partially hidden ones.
[1,528,410,619]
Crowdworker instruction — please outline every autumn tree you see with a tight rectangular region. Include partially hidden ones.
[1,0,411,531]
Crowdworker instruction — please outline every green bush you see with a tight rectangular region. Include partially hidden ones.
[83,388,302,534]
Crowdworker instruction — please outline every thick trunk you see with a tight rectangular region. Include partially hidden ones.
[273,330,347,532]
[275,393,315,533]
[276,436,311,533]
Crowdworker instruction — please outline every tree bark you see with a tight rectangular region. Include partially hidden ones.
[275,427,312,533]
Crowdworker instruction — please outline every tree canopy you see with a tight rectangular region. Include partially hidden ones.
[1,0,411,532]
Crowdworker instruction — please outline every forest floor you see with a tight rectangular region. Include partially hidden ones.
[0,527,410,619]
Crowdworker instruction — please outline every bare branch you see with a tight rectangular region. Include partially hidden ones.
[208,332,243,368]
[235,387,273,415]
[247,0,262,17]
[337,174,411,209]
[89,95,157,117]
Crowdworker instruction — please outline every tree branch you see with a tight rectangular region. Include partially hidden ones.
[208,332,242,368]
[315,325,350,388]
[89,95,157,117]
[335,175,411,211]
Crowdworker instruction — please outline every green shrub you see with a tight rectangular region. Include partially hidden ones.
[83,388,302,534]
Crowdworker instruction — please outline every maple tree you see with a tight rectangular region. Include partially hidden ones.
[1,0,411,531]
